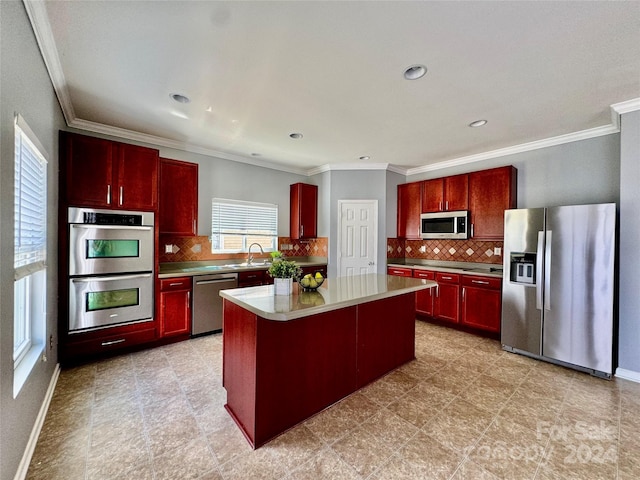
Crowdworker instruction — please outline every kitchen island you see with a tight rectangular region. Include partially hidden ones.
[220,273,436,448]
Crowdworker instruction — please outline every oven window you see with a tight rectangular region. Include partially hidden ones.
[86,288,139,311]
[86,239,139,259]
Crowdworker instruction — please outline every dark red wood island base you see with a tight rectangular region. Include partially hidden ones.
[220,274,435,448]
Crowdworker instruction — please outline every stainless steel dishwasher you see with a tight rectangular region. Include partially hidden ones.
[192,273,238,336]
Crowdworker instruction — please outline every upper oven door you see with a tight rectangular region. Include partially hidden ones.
[69,223,154,276]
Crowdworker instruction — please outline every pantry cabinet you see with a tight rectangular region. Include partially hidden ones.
[159,158,198,235]
[468,166,517,240]
[461,275,502,333]
[397,182,422,239]
[290,183,318,239]
[421,174,468,213]
[158,277,192,338]
[60,131,159,211]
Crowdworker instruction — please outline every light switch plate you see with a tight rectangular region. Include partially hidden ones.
[165,244,173,254]
[494,247,502,256]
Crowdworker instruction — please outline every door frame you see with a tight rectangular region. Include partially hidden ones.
[337,199,378,277]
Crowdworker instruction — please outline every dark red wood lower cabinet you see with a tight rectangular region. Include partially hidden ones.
[222,293,416,448]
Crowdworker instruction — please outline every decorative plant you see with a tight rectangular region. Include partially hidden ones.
[270,250,283,260]
[267,259,302,279]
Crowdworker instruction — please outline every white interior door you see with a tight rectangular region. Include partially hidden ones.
[338,200,378,277]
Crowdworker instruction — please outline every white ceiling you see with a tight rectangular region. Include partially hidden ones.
[28,1,640,175]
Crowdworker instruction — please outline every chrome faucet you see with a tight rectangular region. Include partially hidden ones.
[247,243,264,264]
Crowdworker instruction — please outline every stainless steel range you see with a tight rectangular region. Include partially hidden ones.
[67,207,154,333]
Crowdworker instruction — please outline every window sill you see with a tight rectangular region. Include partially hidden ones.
[13,342,45,398]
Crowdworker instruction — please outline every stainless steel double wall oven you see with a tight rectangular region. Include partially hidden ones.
[68,207,154,333]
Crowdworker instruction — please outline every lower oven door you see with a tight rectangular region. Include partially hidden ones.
[69,273,153,333]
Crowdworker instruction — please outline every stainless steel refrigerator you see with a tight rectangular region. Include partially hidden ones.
[501,203,616,378]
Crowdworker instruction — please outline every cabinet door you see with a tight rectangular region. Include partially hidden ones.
[413,269,435,316]
[116,143,159,211]
[159,158,198,235]
[159,289,191,337]
[290,183,318,239]
[397,182,421,239]
[444,174,469,211]
[469,166,517,240]
[461,276,502,332]
[433,273,460,324]
[421,178,444,213]
[238,270,266,287]
[61,131,114,208]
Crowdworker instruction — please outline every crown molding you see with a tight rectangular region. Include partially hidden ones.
[405,123,620,176]
[26,0,634,180]
[23,0,75,125]
[69,118,309,176]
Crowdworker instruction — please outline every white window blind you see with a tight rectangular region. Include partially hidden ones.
[14,115,48,281]
[211,199,278,252]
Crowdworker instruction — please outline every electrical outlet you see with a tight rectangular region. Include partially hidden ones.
[494,247,502,256]
[419,245,426,253]
[49,334,54,350]
[165,244,173,254]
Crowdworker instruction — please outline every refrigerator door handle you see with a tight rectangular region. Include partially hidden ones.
[536,231,544,310]
[544,230,552,311]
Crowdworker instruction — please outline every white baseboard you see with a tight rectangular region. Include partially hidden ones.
[13,364,60,480]
[615,367,640,383]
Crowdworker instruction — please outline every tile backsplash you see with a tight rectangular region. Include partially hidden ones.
[159,235,328,263]
[387,238,503,265]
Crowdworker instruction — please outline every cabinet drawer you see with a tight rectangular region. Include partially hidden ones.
[238,270,266,287]
[462,275,502,290]
[435,272,460,284]
[64,326,157,358]
[387,267,413,277]
[412,269,435,280]
[160,277,192,291]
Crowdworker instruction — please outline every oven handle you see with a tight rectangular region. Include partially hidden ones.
[71,273,152,283]
[70,224,152,231]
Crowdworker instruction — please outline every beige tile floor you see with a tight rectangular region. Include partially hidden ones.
[28,320,640,480]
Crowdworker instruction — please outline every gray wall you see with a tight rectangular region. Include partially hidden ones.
[618,110,640,375]
[0,2,65,479]
[320,170,392,278]
[407,134,621,208]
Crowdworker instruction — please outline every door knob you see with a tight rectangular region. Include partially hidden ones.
[368,262,375,266]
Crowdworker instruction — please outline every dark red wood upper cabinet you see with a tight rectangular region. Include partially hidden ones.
[61,131,114,208]
[468,166,517,240]
[421,178,444,213]
[397,182,421,239]
[290,183,318,239]
[60,131,159,211]
[159,158,198,235]
[421,175,468,212]
[115,143,158,211]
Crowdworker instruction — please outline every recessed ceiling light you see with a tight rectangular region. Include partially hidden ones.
[205,106,212,112]
[289,133,303,139]
[170,93,190,104]
[469,119,488,127]
[403,64,427,80]
[359,156,370,161]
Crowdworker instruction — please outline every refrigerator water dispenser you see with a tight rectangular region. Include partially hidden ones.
[509,253,536,284]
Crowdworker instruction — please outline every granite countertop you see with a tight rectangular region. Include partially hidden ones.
[220,273,436,321]
[387,259,504,278]
[159,256,328,278]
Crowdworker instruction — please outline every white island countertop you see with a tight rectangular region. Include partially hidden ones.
[219,273,436,321]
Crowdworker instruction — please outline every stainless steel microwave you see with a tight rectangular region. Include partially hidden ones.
[420,210,469,239]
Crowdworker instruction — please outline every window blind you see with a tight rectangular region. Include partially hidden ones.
[211,199,278,236]
[14,116,47,281]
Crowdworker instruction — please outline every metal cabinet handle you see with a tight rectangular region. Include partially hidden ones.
[441,276,453,280]
[439,201,443,211]
[107,184,112,205]
[462,287,465,301]
[471,280,490,285]
[101,338,125,347]
[119,186,124,206]
[471,224,474,237]
[169,282,184,287]
[301,224,304,237]
[445,200,449,210]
